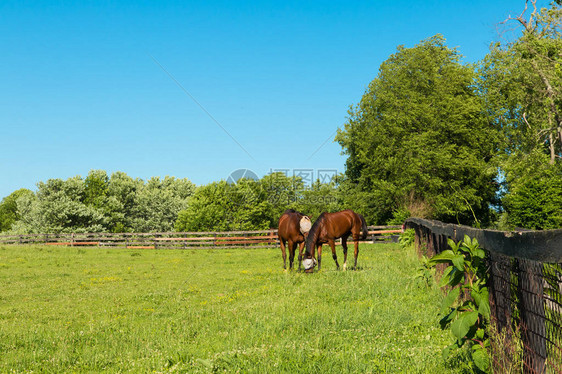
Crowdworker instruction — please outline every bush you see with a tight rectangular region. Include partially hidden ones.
[503,168,562,229]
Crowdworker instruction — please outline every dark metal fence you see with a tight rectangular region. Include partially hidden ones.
[404,218,562,374]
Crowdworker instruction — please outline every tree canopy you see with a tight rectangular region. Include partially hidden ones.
[336,35,500,226]
[174,173,341,232]
[478,0,562,229]
[3,171,195,234]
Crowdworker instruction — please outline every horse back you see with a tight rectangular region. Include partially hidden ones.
[278,212,305,243]
[324,210,364,239]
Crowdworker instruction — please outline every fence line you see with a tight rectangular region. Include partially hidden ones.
[0,226,401,249]
[404,218,562,374]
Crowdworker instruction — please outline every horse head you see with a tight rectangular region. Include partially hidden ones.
[302,256,317,272]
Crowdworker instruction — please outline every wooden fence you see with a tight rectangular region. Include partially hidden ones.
[404,218,562,374]
[0,226,401,249]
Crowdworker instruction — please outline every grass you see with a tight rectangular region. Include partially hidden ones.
[0,243,473,373]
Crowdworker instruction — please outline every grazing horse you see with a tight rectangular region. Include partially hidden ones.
[278,209,311,270]
[303,209,368,272]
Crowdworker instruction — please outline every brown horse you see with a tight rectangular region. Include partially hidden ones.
[278,209,311,270]
[303,209,368,272]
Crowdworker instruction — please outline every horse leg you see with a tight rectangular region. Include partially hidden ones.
[353,235,360,270]
[341,234,349,271]
[329,239,339,270]
[298,241,305,272]
[280,239,287,270]
[287,239,295,270]
[289,240,297,270]
[317,244,323,271]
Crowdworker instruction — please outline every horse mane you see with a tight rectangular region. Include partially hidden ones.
[283,208,304,216]
[305,212,327,256]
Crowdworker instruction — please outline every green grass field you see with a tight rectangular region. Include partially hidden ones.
[0,243,473,373]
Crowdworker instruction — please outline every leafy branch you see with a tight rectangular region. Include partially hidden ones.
[429,235,491,373]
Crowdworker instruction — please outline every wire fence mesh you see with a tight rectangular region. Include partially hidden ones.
[405,218,562,374]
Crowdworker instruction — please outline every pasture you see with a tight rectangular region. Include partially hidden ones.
[0,243,472,373]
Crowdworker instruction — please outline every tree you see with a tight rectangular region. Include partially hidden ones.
[174,180,272,232]
[174,172,334,232]
[503,165,562,229]
[106,171,144,232]
[500,0,562,164]
[336,35,500,225]
[84,170,110,208]
[130,176,195,232]
[0,189,34,232]
[34,177,107,233]
[5,171,196,234]
[478,0,562,229]
[293,179,341,221]
[175,181,229,232]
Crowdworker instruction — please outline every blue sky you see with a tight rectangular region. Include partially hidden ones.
[0,0,533,198]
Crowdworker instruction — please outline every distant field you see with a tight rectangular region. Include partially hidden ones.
[0,243,473,373]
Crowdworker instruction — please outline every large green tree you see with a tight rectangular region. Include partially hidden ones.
[34,176,107,233]
[336,35,500,225]
[5,171,195,234]
[175,173,304,232]
[132,176,195,232]
[478,0,562,229]
[0,189,34,232]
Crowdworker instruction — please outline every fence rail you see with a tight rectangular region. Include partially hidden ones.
[404,218,562,374]
[0,226,401,249]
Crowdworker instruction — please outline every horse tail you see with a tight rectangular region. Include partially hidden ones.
[358,214,368,240]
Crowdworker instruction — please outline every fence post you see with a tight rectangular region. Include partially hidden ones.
[488,252,512,333]
[518,258,547,374]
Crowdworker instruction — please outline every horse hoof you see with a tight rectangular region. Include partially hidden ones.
[343,263,347,271]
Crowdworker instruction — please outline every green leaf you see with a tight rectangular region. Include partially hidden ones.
[442,343,459,360]
[452,254,465,271]
[429,250,455,264]
[451,311,479,342]
[471,345,490,372]
[447,239,459,253]
[475,327,485,340]
[439,266,454,287]
[440,309,458,329]
[478,289,491,319]
[441,287,460,314]
[471,288,482,306]
[447,268,464,287]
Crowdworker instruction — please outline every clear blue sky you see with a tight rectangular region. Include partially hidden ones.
[0,0,534,199]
